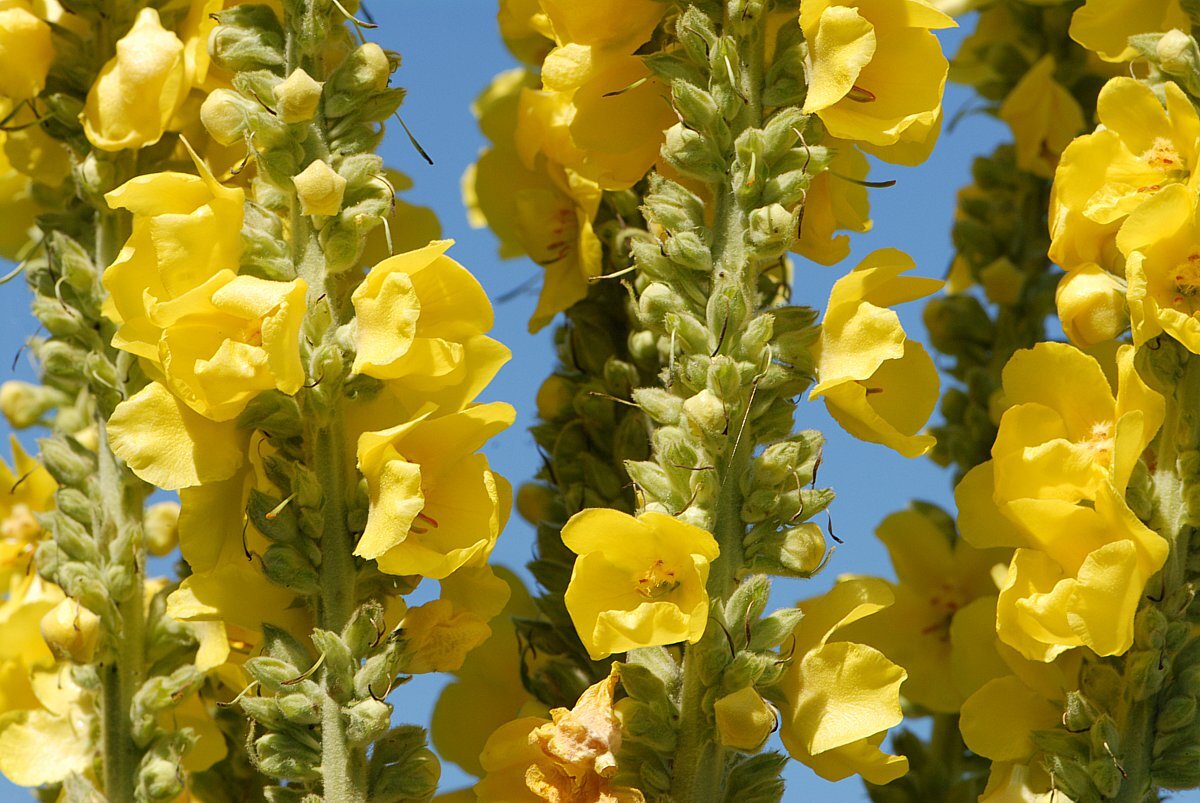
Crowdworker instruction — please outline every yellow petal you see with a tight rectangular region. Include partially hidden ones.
[803,7,877,113]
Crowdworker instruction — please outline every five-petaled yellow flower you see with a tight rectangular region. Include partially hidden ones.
[561,509,719,660]
[810,248,943,457]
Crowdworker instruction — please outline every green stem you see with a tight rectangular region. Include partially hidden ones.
[95,205,144,803]
[670,6,767,800]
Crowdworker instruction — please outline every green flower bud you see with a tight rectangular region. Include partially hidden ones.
[664,229,713,273]
[662,123,725,182]
[634,387,683,426]
[246,657,302,693]
[261,545,320,595]
[1063,690,1097,732]
[615,697,677,752]
[39,434,96,488]
[1087,758,1121,798]
[746,203,797,259]
[1135,606,1169,650]
[1158,29,1200,82]
[369,727,441,800]
[672,79,721,132]
[325,43,393,118]
[31,297,83,339]
[273,692,320,726]
[138,756,184,802]
[239,697,288,731]
[1157,695,1196,733]
[676,7,718,66]
[210,5,286,73]
[645,174,707,233]
[345,698,392,746]
[255,732,321,782]
[745,522,826,577]
[1128,650,1168,701]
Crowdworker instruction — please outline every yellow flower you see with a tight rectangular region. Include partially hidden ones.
[538,0,665,52]
[810,248,942,457]
[355,403,514,579]
[800,0,954,165]
[352,239,510,410]
[38,598,100,664]
[497,0,554,65]
[516,22,673,192]
[83,8,187,151]
[1049,78,1199,273]
[3,117,71,187]
[107,381,249,490]
[476,717,551,803]
[400,566,511,674]
[1116,184,1200,353]
[0,131,40,262]
[133,271,308,421]
[959,645,1080,764]
[166,432,311,639]
[0,436,55,589]
[179,0,223,88]
[431,567,544,777]
[956,343,1168,660]
[103,159,245,360]
[998,56,1085,179]
[838,506,1008,713]
[293,159,346,216]
[0,0,52,102]
[1056,263,1128,348]
[1070,0,1189,62]
[778,576,908,785]
[794,141,872,266]
[561,509,719,660]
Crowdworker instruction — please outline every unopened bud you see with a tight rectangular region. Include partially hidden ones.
[535,374,575,421]
[1056,263,1127,347]
[345,698,392,746]
[0,381,62,429]
[746,203,798,258]
[274,68,324,123]
[683,389,726,437]
[200,88,252,146]
[979,257,1024,305]
[40,598,101,663]
[293,159,347,217]
[714,687,774,751]
[1158,29,1200,76]
[516,483,557,526]
[144,502,179,557]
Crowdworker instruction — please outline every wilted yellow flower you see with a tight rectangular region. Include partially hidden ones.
[794,141,872,266]
[999,56,1085,179]
[810,249,942,457]
[0,0,52,102]
[355,403,514,579]
[800,0,954,165]
[293,159,346,216]
[838,506,1008,713]
[83,8,187,151]
[562,509,719,660]
[400,566,510,674]
[714,687,775,752]
[431,567,545,777]
[1050,78,1198,273]
[1116,184,1200,353]
[1056,263,1128,347]
[103,158,245,359]
[957,343,1167,660]
[352,239,510,411]
[779,576,908,785]
[1070,0,1189,62]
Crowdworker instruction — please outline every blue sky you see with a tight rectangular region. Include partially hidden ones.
[2,4,1175,802]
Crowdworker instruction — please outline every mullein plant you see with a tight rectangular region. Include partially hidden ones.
[460,0,956,799]
[0,1,512,802]
[868,0,1200,801]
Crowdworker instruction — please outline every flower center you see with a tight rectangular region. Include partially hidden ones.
[1142,137,1187,173]
[1172,252,1200,313]
[1,503,40,544]
[636,559,680,599]
[410,511,440,535]
[1083,420,1115,469]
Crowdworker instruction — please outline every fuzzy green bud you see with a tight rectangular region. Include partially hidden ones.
[0,381,63,428]
[345,698,392,746]
[746,203,797,259]
[200,88,254,146]
[662,123,725,182]
[325,43,393,118]
[683,389,726,438]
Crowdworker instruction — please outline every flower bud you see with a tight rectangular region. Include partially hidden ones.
[714,687,774,751]
[535,374,575,421]
[1056,264,1127,347]
[293,159,347,217]
[1158,29,1200,77]
[325,43,393,118]
[200,88,254,146]
[979,257,1024,305]
[746,203,798,259]
[274,68,324,123]
[0,381,63,429]
[143,502,180,558]
[139,755,184,801]
[633,387,683,425]
[746,522,826,577]
[1157,695,1196,733]
[516,482,557,526]
[40,598,101,663]
[345,698,392,746]
[683,389,726,437]
[662,123,724,182]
